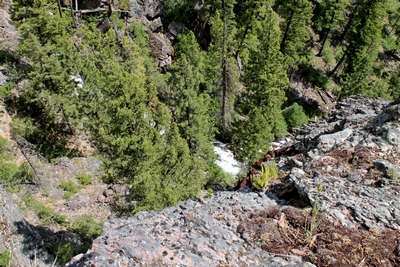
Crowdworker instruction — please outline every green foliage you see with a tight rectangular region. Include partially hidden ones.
[233,3,288,163]
[250,161,279,191]
[45,241,78,265]
[0,82,14,99]
[0,137,35,186]
[14,162,35,184]
[233,108,274,164]
[275,0,315,66]
[0,161,20,184]
[305,184,324,244]
[163,0,195,23]
[321,40,335,67]
[76,173,92,186]
[45,215,103,264]
[22,196,67,226]
[60,180,79,200]
[167,31,216,161]
[68,214,103,242]
[0,250,11,267]
[205,162,237,189]
[283,103,309,129]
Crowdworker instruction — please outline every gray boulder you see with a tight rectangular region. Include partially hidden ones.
[317,128,353,152]
[373,159,400,179]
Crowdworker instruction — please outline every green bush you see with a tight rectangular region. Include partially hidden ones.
[45,215,103,264]
[0,82,14,99]
[76,173,92,186]
[0,161,20,184]
[22,196,67,226]
[60,180,79,199]
[283,103,309,129]
[14,162,35,184]
[273,115,288,137]
[9,118,36,139]
[0,250,11,267]
[251,161,279,191]
[68,214,103,242]
[205,162,237,189]
[45,241,78,265]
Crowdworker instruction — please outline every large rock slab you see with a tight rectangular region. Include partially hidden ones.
[67,191,315,267]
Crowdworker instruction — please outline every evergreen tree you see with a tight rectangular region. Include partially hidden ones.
[313,0,347,56]
[233,2,288,163]
[204,0,240,135]
[15,1,83,157]
[167,31,216,161]
[274,0,314,68]
[340,0,389,97]
[382,0,400,52]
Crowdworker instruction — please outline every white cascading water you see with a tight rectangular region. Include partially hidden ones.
[213,141,241,177]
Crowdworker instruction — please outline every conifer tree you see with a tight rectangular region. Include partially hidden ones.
[233,2,288,163]
[340,0,389,97]
[313,0,347,56]
[204,0,240,135]
[274,0,314,68]
[167,31,216,161]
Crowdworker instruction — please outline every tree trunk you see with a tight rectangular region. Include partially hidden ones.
[328,50,347,77]
[317,11,335,56]
[340,10,354,41]
[221,0,227,133]
[280,9,294,55]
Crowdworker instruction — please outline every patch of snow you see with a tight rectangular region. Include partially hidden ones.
[213,141,241,177]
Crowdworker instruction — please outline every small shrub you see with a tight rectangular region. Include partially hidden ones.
[251,161,279,190]
[76,173,92,185]
[45,241,78,265]
[0,82,14,99]
[22,196,67,226]
[68,214,103,242]
[0,250,11,267]
[0,136,7,150]
[205,163,237,189]
[305,184,324,246]
[60,180,79,199]
[0,161,20,184]
[14,162,35,184]
[9,117,36,139]
[283,103,309,129]
[273,115,288,137]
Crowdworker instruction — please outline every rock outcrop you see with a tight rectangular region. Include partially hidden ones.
[0,186,56,267]
[128,0,177,71]
[68,95,400,266]
[67,190,316,267]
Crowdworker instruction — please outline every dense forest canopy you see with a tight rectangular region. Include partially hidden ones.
[1,0,400,213]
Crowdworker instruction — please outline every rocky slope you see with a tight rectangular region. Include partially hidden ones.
[66,95,400,267]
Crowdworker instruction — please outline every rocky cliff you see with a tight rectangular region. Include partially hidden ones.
[66,95,400,267]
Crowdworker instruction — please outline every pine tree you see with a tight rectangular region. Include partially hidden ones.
[204,0,240,135]
[275,0,314,68]
[233,2,288,163]
[313,0,347,56]
[167,31,216,161]
[340,0,389,97]
[15,0,83,157]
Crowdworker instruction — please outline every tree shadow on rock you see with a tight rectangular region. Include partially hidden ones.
[13,220,56,266]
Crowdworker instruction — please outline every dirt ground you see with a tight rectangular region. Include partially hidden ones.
[239,205,400,267]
